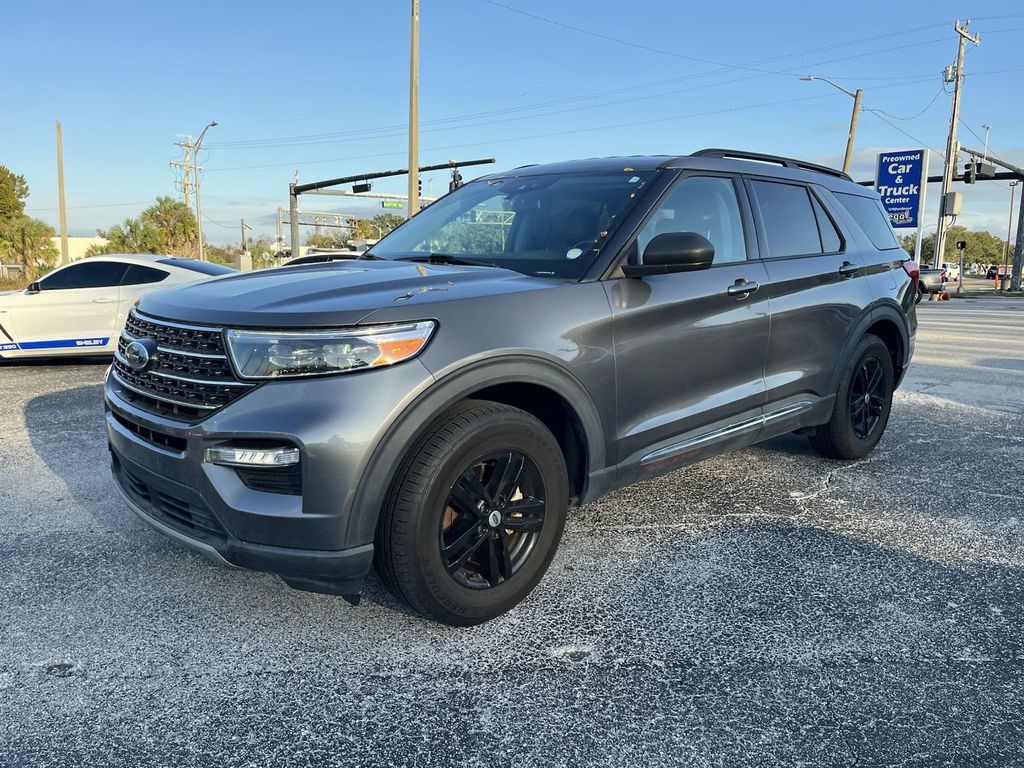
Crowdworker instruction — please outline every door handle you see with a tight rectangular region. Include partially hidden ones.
[727,279,759,298]
[838,261,860,278]
[91,297,115,304]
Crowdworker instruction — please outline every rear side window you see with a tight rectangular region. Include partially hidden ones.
[751,180,822,257]
[811,195,843,253]
[835,193,901,250]
[121,265,169,286]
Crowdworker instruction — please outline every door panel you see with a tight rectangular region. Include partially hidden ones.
[746,178,874,407]
[608,173,772,481]
[8,287,119,353]
[6,261,127,354]
[759,253,871,404]
[607,261,772,473]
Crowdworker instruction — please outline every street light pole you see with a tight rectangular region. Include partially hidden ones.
[193,120,218,261]
[801,76,862,175]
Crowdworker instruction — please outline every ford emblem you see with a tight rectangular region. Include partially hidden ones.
[124,339,158,371]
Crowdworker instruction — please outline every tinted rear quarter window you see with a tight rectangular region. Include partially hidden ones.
[835,193,901,250]
[121,265,170,286]
[811,195,843,253]
[751,180,822,257]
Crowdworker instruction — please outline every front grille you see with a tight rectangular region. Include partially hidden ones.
[118,461,227,541]
[110,411,187,453]
[111,310,254,420]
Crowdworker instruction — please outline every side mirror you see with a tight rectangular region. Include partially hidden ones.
[622,232,715,278]
[25,282,41,295]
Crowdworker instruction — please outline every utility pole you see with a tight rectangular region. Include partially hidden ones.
[1004,181,1017,290]
[171,137,194,211]
[799,76,862,174]
[240,218,249,254]
[192,121,218,261]
[55,121,70,265]
[407,0,420,219]
[934,20,980,269]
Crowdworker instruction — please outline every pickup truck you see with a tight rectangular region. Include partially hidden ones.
[917,267,946,302]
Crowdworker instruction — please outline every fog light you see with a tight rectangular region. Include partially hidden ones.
[204,446,300,467]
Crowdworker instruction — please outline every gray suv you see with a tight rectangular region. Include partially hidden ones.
[105,149,916,625]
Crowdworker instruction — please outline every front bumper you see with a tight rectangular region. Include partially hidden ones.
[105,359,435,595]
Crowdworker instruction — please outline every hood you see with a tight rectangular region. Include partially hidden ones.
[136,259,563,328]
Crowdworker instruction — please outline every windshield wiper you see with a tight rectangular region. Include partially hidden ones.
[396,253,498,268]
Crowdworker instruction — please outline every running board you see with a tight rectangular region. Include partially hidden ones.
[639,401,814,466]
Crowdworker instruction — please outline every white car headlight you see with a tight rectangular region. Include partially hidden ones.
[224,321,436,380]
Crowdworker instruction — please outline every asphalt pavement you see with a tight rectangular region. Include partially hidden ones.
[1,299,1022,767]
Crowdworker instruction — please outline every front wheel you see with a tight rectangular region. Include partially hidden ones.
[375,400,568,625]
[810,334,894,460]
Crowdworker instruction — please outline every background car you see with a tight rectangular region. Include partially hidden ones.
[986,265,1013,280]
[282,250,361,267]
[0,254,234,359]
[917,267,946,303]
[940,262,961,282]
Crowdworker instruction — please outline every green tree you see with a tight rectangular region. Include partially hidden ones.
[902,225,1010,268]
[0,216,58,279]
[89,196,200,257]
[0,165,29,219]
[0,166,59,279]
[141,196,198,256]
[93,217,165,254]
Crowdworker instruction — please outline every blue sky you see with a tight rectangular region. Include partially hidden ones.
[3,0,1022,245]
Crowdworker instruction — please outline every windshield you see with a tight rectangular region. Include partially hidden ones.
[368,169,657,278]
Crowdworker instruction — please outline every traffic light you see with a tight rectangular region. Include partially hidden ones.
[964,161,977,184]
[449,167,463,193]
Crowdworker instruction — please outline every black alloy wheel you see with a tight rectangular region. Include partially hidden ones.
[440,450,546,589]
[808,333,894,461]
[375,400,568,626]
[848,357,886,440]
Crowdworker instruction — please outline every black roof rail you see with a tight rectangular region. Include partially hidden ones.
[691,148,852,181]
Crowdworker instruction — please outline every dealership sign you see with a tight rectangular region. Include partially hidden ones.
[875,149,929,229]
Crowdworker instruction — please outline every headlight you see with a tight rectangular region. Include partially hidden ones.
[224,320,436,380]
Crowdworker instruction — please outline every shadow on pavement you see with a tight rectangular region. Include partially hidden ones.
[23,383,127,529]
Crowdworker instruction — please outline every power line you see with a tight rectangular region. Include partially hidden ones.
[208,30,955,151]
[27,200,153,212]
[869,87,946,121]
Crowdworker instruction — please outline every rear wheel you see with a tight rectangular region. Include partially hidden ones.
[810,334,894,460]
[375,400,568,625]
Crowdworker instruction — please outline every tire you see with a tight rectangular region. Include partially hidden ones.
[375,400,569,625]
[809,334,894,460]
[914,283,924,304]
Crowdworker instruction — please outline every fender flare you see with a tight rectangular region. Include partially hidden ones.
[343,354,608,547]
[828,301,910,394]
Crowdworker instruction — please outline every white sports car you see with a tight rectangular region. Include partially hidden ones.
[0,254,234,359]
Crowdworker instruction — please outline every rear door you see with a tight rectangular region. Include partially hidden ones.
[5,260,129,354]
[746,177,873,420]
[606,172,771,482]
